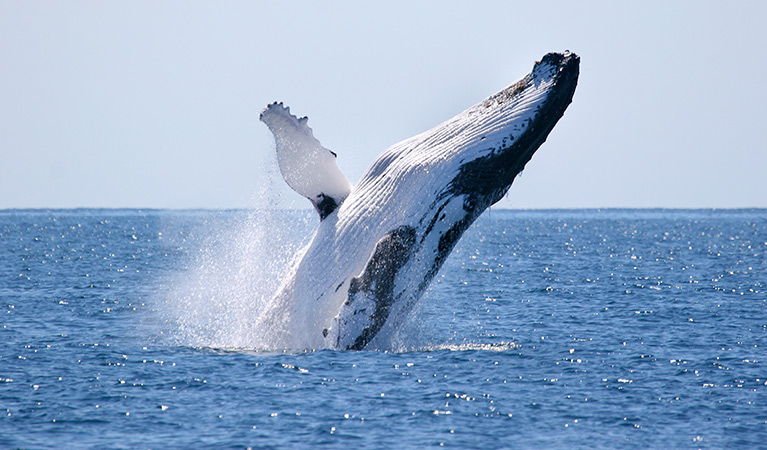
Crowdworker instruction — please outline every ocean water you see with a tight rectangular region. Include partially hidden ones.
[1,208,765,449]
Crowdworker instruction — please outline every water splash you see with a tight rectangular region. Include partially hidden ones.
[160,149,315,350]
[170,212,311,349]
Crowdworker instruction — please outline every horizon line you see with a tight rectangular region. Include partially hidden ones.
[2,206,766,213]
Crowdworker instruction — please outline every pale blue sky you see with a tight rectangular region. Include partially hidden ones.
[1,1,765,209]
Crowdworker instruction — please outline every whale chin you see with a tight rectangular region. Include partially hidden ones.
[261,51,580,350]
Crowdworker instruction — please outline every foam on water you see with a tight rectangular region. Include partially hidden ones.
[417,342,521,352]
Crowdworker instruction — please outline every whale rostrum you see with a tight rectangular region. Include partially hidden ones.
[259,51,579,350]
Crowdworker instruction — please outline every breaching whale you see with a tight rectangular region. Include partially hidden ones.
[259,51,579,350]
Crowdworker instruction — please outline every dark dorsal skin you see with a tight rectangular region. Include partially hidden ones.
[342,226,416,350]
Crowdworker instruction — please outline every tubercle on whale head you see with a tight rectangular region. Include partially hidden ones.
[533,51,579,77]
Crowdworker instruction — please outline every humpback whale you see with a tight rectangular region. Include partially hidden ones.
[260,51,579,350]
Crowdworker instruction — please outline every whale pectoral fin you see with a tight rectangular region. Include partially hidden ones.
[260,102,352,220]
[333,226,416,350]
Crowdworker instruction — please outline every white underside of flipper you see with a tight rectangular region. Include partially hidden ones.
[260,102,352,218]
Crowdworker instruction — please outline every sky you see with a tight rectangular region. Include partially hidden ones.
[1,1,765,210]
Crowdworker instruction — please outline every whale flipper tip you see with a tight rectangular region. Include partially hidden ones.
[261,102,352,220]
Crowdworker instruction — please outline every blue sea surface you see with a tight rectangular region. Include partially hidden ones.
[1,209,765,449]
